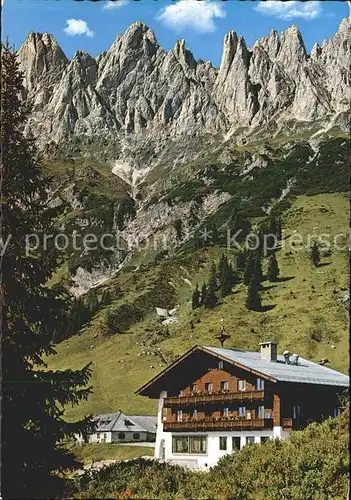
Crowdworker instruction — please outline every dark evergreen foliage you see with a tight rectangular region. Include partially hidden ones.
[191,284,201,310]
[1,43,93,499]
[203,262,218,308]
[246,277,262,311]
[252,252,264,286]
[236,250,247,271]
[267,254,280,282]
[243,253,255,285]
[200,282,208,306]
[218,254,236,297]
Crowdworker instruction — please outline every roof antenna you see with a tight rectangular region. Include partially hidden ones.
[215,319,230,348]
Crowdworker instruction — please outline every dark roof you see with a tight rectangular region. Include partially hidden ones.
[136,345,349,397]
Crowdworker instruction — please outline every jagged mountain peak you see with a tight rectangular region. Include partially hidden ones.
[17,20,349,145]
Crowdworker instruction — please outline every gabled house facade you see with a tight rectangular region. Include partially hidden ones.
[77,411,157,444]
[136,342,349,470]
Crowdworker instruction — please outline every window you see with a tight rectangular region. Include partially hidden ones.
[232,437,241,451]
[292,405,301,419]
[246,436,255,445]
[118,432,125,440]
[219,437,227,450]
[190,384,197,393]
[190,436,207,454]
[205,382,213,392]
[256,378,265,390]
[205,409,212,418]
[177,410,183,422]
[261,437,270,444]
[238,379,246,392]
[172,436,207,454]
[220,381,229,391]
[218,361,224,369]
[162,407,168,421]
[333,407,341,417]
[257,405,265,419]
[172,436,189,454]
[133,433,140,440]
[221,407,229,417]
[238,406,246,418]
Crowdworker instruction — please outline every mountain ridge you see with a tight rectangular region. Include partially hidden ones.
[18,18,350,146]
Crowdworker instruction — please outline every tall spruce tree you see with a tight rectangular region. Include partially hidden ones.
[267,254,280,282]
[203,262,218,308]
[236,250,246,271]
[1,43,93,499]
[200,282,208,306]
[243,253,255,285]
[246,277,262,311]
[218,254,235,297]
[191,284,201,309]
[253,252,264,286]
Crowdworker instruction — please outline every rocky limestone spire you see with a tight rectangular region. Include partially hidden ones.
[16,21,349,145]
[253,29,280,59]
[278,24,307,68]
[173,39,196,70]
[18,32,68,92]
[218,30,239,78]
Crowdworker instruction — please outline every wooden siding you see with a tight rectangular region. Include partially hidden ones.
[164,418,273,432]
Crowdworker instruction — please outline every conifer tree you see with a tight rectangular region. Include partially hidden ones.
[267,254,280,282]
[200,282,208,306]
[236,250,246,271]
[203,262,218,308]
[191,284,201,309]
[276,217,283,241]
[1,43,93,499]
[243,253,255,285]
[246,277,262,311]
[253,252,264,285]
[218,255,236,297]
[311,241,320,267]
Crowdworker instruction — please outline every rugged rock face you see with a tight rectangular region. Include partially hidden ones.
[18,18,350,145]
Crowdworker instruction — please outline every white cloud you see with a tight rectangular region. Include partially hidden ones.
[64,19,95,38]
[103,0,129,10]
[255,1,322,21]
[156,0,226,34]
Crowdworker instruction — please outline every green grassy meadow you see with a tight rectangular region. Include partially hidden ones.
[46,193,349,420]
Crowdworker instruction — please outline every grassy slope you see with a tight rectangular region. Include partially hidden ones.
[47,193,349,420]
[66,443,153,465]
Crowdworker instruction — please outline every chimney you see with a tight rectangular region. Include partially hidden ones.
[283,350,290,364]
[290,353,299,365]
[259,341,278,362]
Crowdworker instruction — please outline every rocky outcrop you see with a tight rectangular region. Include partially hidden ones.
[18,18,350,145]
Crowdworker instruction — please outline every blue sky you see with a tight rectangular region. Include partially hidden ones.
[2,0,349,67]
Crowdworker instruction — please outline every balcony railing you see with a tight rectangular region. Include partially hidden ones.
[164,390,267,407]
[281,418,306,430]
[163,418,273,432]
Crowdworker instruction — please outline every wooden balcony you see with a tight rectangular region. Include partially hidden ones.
[164,390,267,407]
[281,418,305,430]
[163,418,273,432]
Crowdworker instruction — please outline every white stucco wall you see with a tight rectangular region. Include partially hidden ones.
[157,429,281,469]
[154,390,290,470]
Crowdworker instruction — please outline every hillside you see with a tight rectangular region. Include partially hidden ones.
[46,191,349,420]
